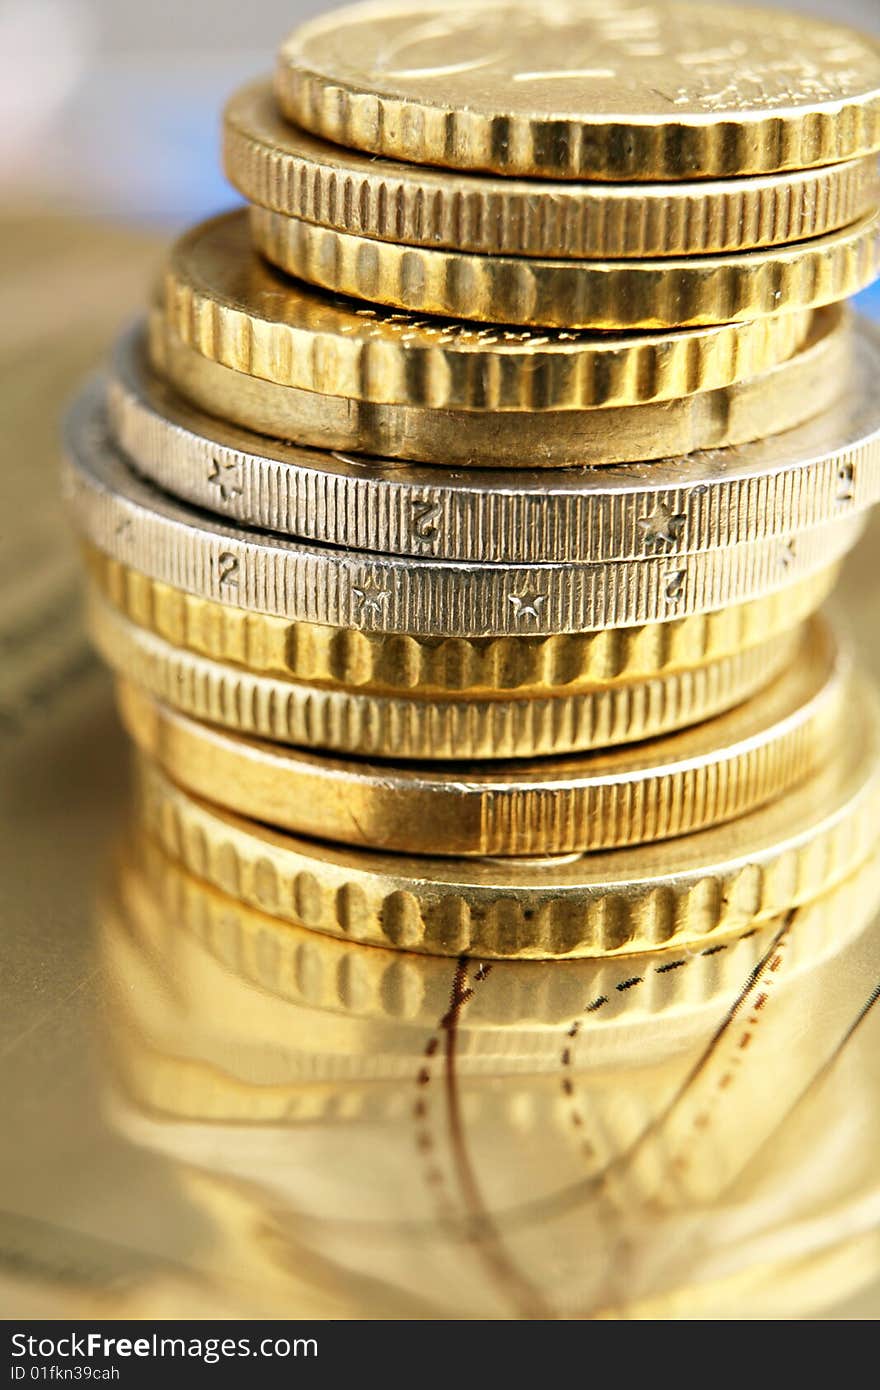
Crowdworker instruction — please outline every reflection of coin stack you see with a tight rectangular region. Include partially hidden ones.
[63,0,880,961]
[100,824,880,1319]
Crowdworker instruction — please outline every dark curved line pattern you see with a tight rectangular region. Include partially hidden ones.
[442,957,554,1320]
[489,909,801,1237]
[598,975,880,1315]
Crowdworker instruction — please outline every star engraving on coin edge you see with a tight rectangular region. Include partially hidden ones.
[509,591,547,622]
[207,455,245,503]
[353,582,391,622]
[780,538,797,569]
[637,501,688,550]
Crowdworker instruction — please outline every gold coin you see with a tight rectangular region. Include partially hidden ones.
[120,829,873,1031]
[151,299,850,467]
[104,867,880,1331]
[226,79,880,258]
[87,585,800,760]
[276,0,880,180]
[134,683,880,956]
[116,316,880,560]
[158,211,813,411]
[116,621,844,856]
[250,205,880,330]
[102,870,880,1225]
[108,837,880,1098]
[87,549,841,698]
[100,861,880,1233]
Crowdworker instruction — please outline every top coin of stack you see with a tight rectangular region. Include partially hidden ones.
[63,0,880,956]
[229,0,880,327]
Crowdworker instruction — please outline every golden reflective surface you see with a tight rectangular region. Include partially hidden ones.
[3,214,880,1319]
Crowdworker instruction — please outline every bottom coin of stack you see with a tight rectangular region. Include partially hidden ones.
[127,692,880,958]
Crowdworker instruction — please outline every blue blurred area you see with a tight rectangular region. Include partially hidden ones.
[27,67,256,228]
[122,89,244,226]
[854,284,880,319]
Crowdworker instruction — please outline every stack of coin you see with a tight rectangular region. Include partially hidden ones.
[63,0,880,958]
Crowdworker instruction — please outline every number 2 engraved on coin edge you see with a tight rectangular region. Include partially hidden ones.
[218,553,239,587]
[836,463,855,503]
[664,569,686,603]
[410,497,442,543]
